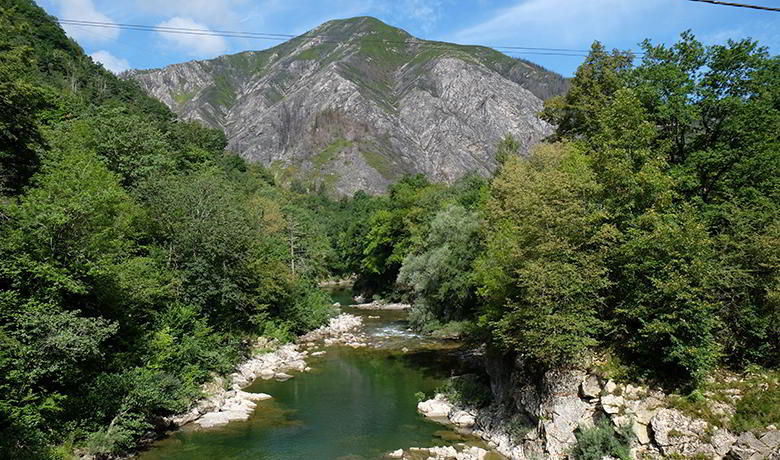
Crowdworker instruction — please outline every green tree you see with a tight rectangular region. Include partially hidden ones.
[477,143,612,367]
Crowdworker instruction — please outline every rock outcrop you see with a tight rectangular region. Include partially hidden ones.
[124,17,566,196]
[417,357,780,460]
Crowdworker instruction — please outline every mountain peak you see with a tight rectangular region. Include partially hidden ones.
[127,18,569,196]
[308,16,412,45]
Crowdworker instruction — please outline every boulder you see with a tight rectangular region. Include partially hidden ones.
[651,408,713,457]
[600,394,625,415]
[450,410,476,428]
[762,430,780,450]
[417,394,453,419]
[711,428,737,456]
[235,390,271,401]
[580,375,601,399]
[728,431,774,460]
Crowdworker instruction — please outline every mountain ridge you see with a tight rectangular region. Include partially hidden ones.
[125,16,568,195]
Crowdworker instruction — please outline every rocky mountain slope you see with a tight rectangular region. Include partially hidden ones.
[125,17,568,195]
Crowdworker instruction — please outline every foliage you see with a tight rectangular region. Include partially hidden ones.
[571,418,633,460]
[477,142,610,367]
[436,374,492,408]
[731,370,780,433]
[0,3,335,458]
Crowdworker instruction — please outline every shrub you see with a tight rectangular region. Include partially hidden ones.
[436,375,492,408]
[571,418,633,460]
[731,371,780,433]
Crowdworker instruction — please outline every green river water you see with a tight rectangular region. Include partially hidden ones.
[137,286,493,460]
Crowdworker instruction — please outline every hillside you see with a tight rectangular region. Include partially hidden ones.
[126,17,568,195]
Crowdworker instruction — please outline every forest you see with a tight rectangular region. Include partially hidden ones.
[1,1,778,459]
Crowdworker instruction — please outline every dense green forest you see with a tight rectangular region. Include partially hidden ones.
[340,33,779,386]
[344,34,779,379]
[0,2,343,458]
[1,1,778,459]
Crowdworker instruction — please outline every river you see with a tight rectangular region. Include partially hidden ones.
[137,286,498,460]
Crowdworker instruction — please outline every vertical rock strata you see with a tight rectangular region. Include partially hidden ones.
[125,17,566,195]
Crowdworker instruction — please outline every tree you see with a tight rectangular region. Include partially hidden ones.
[398,204,481,321]
[477,143,612,367]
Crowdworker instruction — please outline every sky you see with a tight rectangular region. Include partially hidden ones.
[37,0,780,77]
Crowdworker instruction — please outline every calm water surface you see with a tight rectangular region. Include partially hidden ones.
[137,288,482,460]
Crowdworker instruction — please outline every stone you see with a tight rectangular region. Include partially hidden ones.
[417,395,453,419]
[450,410,476,428]
[311,351,326,357]
[632,406,657,425]
[580,375,601,399]
[274,372,293,381]
[604,379,617,394]
[761,430,780,450]
[170,408,200,426]
[623,384,642,400]
[631,420,651,445]
[259,368,276,379]
[387,449,403,458]
[600,394,625,415]
[235,391,271,401]
[651,408,712,457]
[711,428,737,456]
[736,431,767,452]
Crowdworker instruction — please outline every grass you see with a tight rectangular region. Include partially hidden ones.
[205,74,236,108]
[296,46,325,61]
[663,368,780,434]
[172,89,197,105]
[360,150,395,180]
[313,138,352,169]
[731,369,780,433]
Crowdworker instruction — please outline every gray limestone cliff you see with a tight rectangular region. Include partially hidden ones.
[124,17,567,195]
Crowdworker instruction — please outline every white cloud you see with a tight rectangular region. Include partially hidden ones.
[53,0,119,43]
[90,50,129,73]
[156,17,229,57]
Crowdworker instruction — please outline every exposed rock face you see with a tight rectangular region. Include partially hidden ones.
[125,17,566,195]
[418,355,780,460]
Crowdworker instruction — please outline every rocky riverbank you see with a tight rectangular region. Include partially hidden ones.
[385,444,493,459]
[353,301,411,310]
[163,314,364,430]
[416,360,780,460]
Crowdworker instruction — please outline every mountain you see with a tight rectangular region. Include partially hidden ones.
[125,17,568,195]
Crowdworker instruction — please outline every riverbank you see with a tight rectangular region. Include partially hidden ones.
[416,355,780,460]
[136,304,509,460]
[160,313,365,431]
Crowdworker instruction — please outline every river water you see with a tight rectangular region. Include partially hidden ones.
[137,286,493,460]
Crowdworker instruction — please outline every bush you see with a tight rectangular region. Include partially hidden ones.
[731,371,780,433]
[436,375,492,408]
[571,418,633,460]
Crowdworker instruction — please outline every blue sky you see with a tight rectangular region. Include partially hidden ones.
[38,0,780,77]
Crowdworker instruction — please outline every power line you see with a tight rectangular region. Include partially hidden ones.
[686,0,780,12]
[56,18,640,58]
